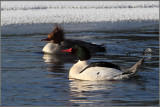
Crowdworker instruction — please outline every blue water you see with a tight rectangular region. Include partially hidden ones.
[1,22,159,106]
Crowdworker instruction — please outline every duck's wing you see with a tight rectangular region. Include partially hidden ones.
[79,62,121,74]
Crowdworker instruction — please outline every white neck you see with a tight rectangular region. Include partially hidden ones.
[77,60,90,65]
[69,60,90,77]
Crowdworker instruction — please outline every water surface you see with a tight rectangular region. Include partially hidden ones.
[1,22,159,106]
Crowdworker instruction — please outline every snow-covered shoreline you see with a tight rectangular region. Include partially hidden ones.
[1,1,159,10]
[1,1,159,26]
[1,1,159,35]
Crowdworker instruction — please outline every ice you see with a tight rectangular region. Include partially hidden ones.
[1,1,159,26]
[1,1,159,35]
[1,1,159,10]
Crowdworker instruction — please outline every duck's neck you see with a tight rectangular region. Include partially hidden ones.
[70,60,90,76]
[77,60,90,65]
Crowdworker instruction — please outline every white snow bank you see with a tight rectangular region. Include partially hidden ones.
[1,1,159,10]
[1,1,159,26]
[1,8,158,26]
[1,1,159,35]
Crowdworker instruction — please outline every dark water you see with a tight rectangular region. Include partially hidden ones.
[1,22,159,106]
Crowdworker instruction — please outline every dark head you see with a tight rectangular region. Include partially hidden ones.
[61,45,91,61]
[41,24,64,44]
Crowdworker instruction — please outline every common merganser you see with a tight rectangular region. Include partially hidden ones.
[41,24,106,54]
[62,45,145,80]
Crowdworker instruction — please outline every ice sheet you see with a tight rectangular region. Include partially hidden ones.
[1,1,159,35]
[1,1,159,26]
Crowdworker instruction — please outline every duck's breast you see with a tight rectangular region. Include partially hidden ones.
[42,43,59,54]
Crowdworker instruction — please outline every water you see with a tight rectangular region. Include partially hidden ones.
[1,1,159,106]
[1,22,159,106]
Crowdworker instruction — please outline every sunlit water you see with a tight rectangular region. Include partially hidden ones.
[1,21,159,106]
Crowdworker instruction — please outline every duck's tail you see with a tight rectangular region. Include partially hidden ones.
[122,57,145,77]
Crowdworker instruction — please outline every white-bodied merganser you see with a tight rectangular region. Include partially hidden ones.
[41,24,106,54]
[62,45,145,80]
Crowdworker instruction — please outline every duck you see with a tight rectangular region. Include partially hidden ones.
[41,24,106,54]
[61,45,145,80]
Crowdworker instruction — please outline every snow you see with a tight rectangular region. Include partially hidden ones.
[1,1,159,26]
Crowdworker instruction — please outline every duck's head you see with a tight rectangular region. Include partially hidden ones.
[61,45,91,61]
[41,24,64,44]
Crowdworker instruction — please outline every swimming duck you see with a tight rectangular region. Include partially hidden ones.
[61,45,145,80]
[41,24,106,54]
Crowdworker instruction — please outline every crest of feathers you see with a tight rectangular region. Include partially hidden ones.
[48,24,64,44]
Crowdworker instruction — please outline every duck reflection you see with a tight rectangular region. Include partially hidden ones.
[68,78,147,105]
[68,79,116,105]
[42,53,77,76]
[69,79,114,95]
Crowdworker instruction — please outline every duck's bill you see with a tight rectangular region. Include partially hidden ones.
[61,48,72,53]
[41,38,51,41]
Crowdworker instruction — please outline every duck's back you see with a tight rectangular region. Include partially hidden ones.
[61,39,106,53]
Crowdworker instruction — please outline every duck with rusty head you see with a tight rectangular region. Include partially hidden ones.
[41,24,106,54]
